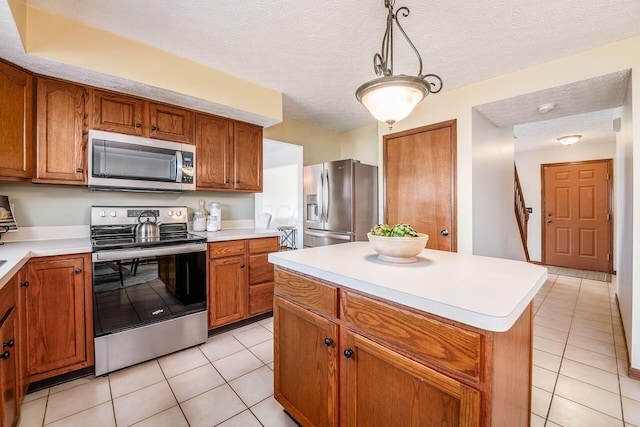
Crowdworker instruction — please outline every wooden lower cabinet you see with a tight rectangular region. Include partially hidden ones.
[274,267,531,426]
[0,275,19,427]
[208,237,278,329]
[274,296,339,427]
[21,254,93,382]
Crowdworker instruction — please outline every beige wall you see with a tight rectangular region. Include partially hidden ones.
[339,124,378,166]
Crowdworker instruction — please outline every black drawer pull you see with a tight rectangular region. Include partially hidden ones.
[324,338,333,347]
[20,281,29,288]
[344,349,354,359]
[0,351,9,360]
[3,340,14,348]
[75,268,82,274]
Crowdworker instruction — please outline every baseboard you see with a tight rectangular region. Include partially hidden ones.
[614,294,637,378]
[630,367,640,380]
[528,260,542,265]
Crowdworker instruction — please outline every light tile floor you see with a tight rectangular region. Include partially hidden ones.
[18,273,640,426]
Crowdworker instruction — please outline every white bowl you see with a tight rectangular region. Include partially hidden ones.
[367,232,429,263]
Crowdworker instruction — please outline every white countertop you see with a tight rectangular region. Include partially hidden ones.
[268,242,548,332]
[0,226,281,291]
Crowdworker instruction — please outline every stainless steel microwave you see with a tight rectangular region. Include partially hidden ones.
[88,129,196,192]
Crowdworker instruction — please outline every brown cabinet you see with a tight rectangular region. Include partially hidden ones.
[196,113,263,192]
[207,237,278,329]
[0,60,33,182]
[0,276,19,427]
[21,254,93,382]
[35,77,89,185]
[274,267,531,426]
[92,89,194,143]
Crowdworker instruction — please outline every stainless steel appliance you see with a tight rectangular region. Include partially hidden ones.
[88,130,196,192]
[91,206,207,375]
[303,159,377,247]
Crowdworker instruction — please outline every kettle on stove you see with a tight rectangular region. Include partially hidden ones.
[135,210,161,240]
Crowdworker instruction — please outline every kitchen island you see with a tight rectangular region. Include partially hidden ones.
[268,242,547,426]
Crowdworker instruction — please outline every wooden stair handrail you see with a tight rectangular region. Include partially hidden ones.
[514,164,531,262]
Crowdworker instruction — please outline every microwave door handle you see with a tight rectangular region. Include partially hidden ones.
[175,151,183,183]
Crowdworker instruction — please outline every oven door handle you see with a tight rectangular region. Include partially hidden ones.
[92,243,207,262]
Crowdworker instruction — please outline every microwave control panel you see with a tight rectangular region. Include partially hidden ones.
[181,151,194,183]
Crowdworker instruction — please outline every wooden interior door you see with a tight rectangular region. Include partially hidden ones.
[384,120,457,251]
[542,160,612,272]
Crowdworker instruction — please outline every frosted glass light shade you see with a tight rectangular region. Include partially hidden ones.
[557,135,582,145]
[356,75,430,126]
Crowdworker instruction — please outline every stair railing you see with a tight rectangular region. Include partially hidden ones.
[514,164,530,262]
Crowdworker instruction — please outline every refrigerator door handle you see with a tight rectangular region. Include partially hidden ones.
[305,230,352,240]
[319,170,325,223]
[324,169,330,223]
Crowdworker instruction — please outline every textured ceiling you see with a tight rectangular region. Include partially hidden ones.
[2,0,640,134]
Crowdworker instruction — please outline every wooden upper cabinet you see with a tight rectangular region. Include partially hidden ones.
[234,121,263,192]
[0,61,33,181]
[149,102,194,144]
[35,77,88,185]
[195,113,233,190]
[92,89,145,136]
[92,89,194,143]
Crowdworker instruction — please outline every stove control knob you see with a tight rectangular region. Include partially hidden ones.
[99,211,106,217]
[110,211,117,217]
[167,211,173,216]
[176,210,182,217]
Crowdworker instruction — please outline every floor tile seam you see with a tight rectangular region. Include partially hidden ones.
[550,385,624,422]
[42,399,114,426]
[108,376,167,400]
[131,403,185,427]
[555,372,623,399]
[245,394,277,426]
[223,361,272,385]
[564,339,617,358]
[157,357,210,381]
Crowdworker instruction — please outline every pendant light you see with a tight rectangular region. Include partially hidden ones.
[356,0,442,129]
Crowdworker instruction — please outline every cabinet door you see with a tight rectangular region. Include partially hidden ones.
[0,61,33,181]
[195,113,233,190]
[233,121,263,192]
[35,78,88,184]
[343,331,480,427]
[274,296,339,427]
[23,256,93,381]
[149,102,194,144]
[92,90,145,136]
[208,255,247,328]
[0,308,18,427]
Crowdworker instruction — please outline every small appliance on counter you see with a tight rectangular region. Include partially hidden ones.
[0,195,18,244]
[90,205,207,375]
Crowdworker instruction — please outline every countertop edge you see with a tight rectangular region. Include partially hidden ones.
[269,251,547,332]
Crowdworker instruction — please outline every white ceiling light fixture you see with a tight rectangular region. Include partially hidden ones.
[557,134,582,145]
[355,0,442,129]
[536,103,556,114]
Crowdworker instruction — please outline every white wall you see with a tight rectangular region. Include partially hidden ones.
[472,110,525,260]
[514,141,617,262]
[616,76,634,364]
[256,139,304,247]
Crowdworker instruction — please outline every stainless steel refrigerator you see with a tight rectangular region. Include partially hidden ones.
[303,159,378,247]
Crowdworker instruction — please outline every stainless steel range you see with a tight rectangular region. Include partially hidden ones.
[90,206,207,375]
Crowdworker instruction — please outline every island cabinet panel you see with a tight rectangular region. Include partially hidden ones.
[344,331,480,426]
[21,254,93,382]
[273,267,533,426]
[342,291,481,382]
[35,77,88,185]
[0,60,33,182]
[274,296,339,427]
[0,274,19,427]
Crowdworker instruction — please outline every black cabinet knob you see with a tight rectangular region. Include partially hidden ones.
[76,168,83,173]
[324,338,333,346]
[240,264,245,268]
[20,281,29,288]
[151,125,157,131]
[0,351,9,360]
[235,180,240,184]
[75,268,82,274]
[3,340,14,348]
[225,179,230,184]
[135,123,142,128]
[344,349,354,359]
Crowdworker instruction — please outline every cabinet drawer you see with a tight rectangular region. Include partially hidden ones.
[274,268,337,318]
[249,281,274,316]
[342,291,481,381]
[249,253,274,285]
[208,240,246,259]
[249,237,279,254]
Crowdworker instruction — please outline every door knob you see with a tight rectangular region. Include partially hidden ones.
[440,229,449,237]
